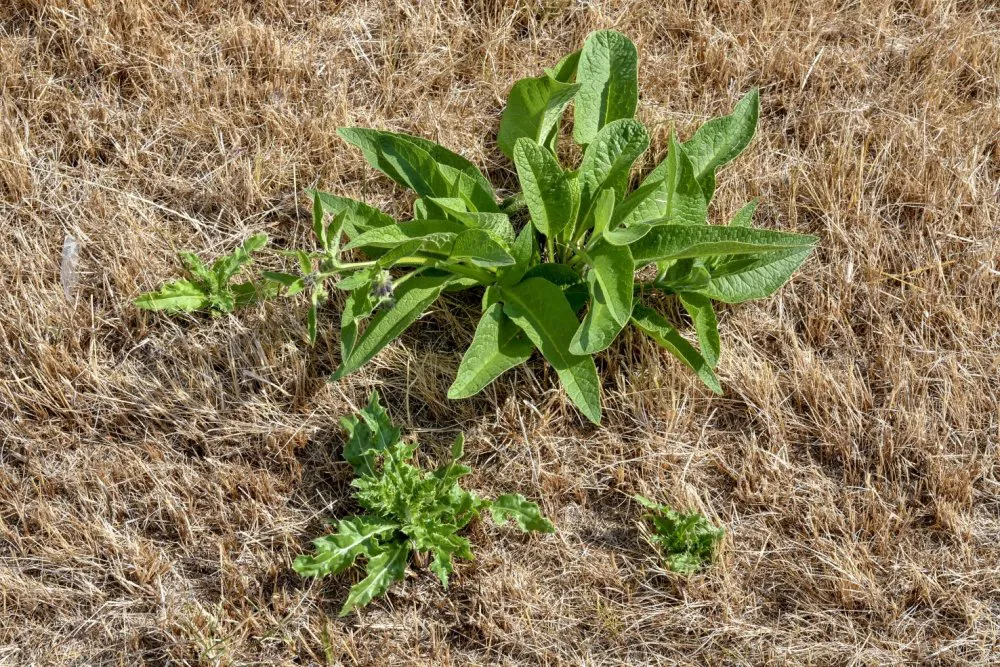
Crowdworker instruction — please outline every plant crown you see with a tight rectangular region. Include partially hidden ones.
[634,494,724,574]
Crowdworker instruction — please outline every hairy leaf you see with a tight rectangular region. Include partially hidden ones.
[574,30,638,146]
[513,138,574,239]
[339,542,409,616]
[682,89,759,201]
[500,278,602,424]
[134,279,210,312]
[630,224,818,265]
[678,292,721,368]
[448,303,533,399]
[499,75,580,159]
[490,494,555,533]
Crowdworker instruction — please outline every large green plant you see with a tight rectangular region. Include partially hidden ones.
[137,30,817,424]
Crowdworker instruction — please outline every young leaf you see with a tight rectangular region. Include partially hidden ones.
[332,273,454,380]
[699,247,814,304]
[313,191,329,251]
[603,222,651,246]
[212,233,268,284]
[448,302,534,399]
[682,89,759,201]
[677,292,721,368]
[497,221,536,287]
[573,30,639,146]
[577,119,648,231]
[631,304,721,394]
[490,494,555,533]
[630,224,818,265]
[512,138,574,239]
[635,495,725,574]
[500,278,602,424]
[584,238,634,327]
[546,49,580,82]
[339,542,409,617]
[262,271,305,296]
[591,188,615,238]
[134,279,210,312]
[498,75,580,160]
[569,273,624,355]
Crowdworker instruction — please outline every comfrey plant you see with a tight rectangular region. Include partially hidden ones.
[136,30,817,423]
[294,393,553,616]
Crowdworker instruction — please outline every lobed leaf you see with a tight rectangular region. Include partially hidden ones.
[490,494,555,533]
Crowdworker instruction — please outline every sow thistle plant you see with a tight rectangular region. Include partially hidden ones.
[634,495,724,574]
[294,393,553,616]
[136,30,817,424]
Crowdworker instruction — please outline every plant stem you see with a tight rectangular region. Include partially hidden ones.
[325,256,494,284]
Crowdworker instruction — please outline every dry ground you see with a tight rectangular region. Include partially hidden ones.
[1,1,999,665]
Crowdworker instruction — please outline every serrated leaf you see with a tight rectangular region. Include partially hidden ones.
[499,75,580,160]
[682,89,759,201]
[573,30,638,146]
[636,497,725,574]
[134,279,211,312]
[631,304,721,394]
[585,238,634,327]
[577,119,648,232]
[293,516,398,578]
[630,224,817,265]
[212,233,268,284]
[499,278,602,424]
[569,272,624,355]
[339,542,409,616]
[342,392,401,476]
[332,273,453,380]
[513,138,574,239]
[700,246,814,304]
[678,292,720,368]
[490,494,555,533]
[448,302,533,399]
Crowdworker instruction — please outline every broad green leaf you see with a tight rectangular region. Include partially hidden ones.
[631,304,721,394]
[659,258,711,292]
[700,247,814,304]
[521,263,588,312]
[490,494,555,533]
[497,221,536,287]
[134,279,210,312]
[339,541,409,616]
[338,128,452,198]
[427,200,515,244]
[569,273,624,355]
[630,224,818,265]
[332,273,453,380]
[293,516,398,578]
[448,303,533,399]
[678,292,720,368]
[682,89,759,200]
[728,199,758,228]
[375,239,423,268]
[178,252,215,288]
[585,238,634,327]
[498,75,580,160]
[573,30,638,146]
[577,119,648,231]
[513,138,574,239]
[449,229,515,267]
[344,219,466,251]
[339,275,377,361]
[500,278,602,424]
[443,165,500,213]
[231,281,278,308]
[385,131,494,198]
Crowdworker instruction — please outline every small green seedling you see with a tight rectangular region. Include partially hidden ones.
[294,393,553,616]
[135,30,817,423]
[634,495,724,574]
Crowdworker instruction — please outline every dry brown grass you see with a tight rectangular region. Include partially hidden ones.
[1,0,999,664]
